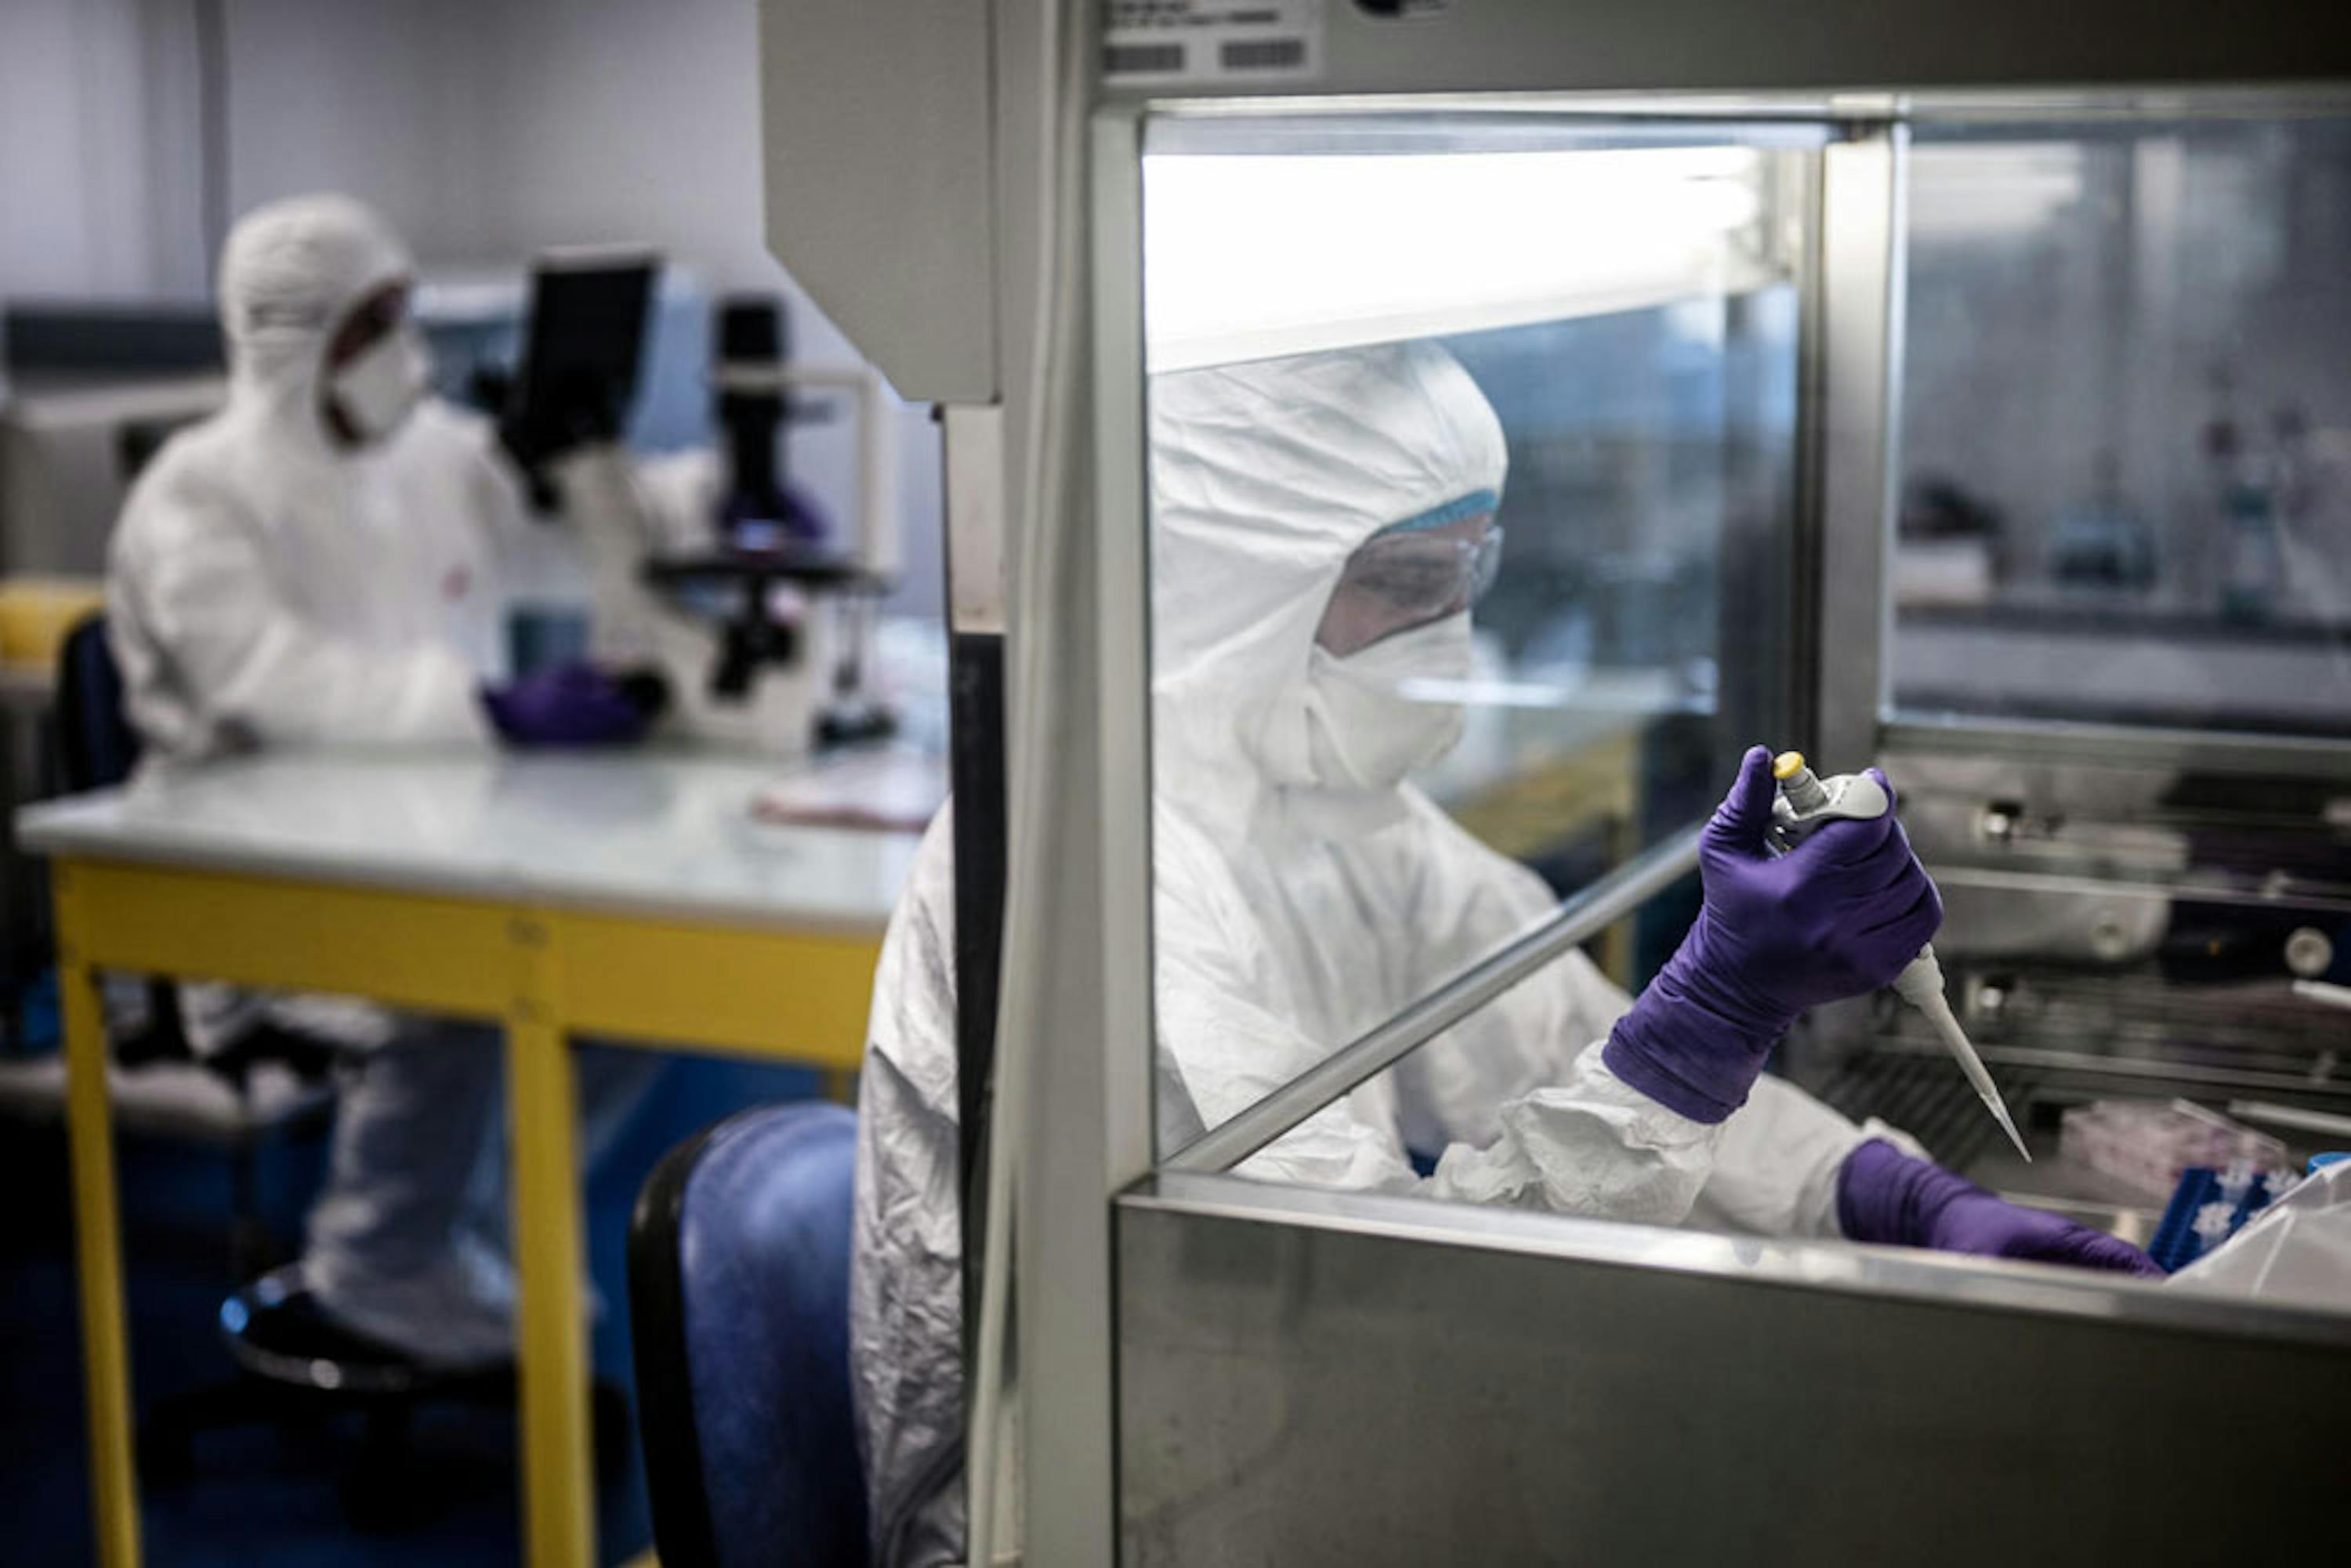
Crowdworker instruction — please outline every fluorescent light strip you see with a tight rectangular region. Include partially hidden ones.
[1144,146,1776,371]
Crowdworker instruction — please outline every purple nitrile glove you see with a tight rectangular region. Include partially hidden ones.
[1603,745,1943,1123]
[481,661,663,748]
[1838,1138,2164,1275]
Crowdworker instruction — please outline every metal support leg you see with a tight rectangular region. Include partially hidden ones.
[505,914,593,1568]
[56,864,143,1568]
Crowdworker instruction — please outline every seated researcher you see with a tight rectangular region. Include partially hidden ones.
[848,341,2158,1565]
[106,193,660,1368]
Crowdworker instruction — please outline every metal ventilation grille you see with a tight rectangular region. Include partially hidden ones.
[1811,1048,2052,1171]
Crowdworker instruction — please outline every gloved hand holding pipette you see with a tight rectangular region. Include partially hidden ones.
[1606,745,2157,1277]
[1603,745,1944,1124]
[1766,751,2033,1162]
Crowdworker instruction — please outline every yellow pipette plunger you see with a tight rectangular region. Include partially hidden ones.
[1769,751,2032,1163]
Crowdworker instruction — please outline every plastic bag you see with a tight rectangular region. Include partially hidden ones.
[2165,1161,2351,1309]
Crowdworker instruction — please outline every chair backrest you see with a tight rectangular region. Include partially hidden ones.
[629,1101,869,1568]
[54,613,142,791]
[49,612,191,1057]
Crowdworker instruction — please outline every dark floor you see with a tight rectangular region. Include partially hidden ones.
[0,1050,825,1566]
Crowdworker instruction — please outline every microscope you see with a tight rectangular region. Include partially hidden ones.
[547,286,900,755]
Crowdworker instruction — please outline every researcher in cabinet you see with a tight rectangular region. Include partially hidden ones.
[849,341,2158,1565]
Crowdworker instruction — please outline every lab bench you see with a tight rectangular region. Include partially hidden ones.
[17,749,918,1568]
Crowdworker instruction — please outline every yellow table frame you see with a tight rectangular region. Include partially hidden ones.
[53,855,881,1568]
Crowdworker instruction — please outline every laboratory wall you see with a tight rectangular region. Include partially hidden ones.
[0,0,206,302]
[0,0,944,613]
[214,0,498,278]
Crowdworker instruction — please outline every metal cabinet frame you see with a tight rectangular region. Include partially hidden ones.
[749,7,2351,1559]
[1073,86,2351,1566]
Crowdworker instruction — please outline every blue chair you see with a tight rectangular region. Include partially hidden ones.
[630,1101,870,1568]
[49,613,339,1111]
[51,615,184,1070]
[55,613,144,791]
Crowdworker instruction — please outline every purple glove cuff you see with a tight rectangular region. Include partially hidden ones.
[1603,951,1794,1124]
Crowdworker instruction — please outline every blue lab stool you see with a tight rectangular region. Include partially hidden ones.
[629,1101,869,1567]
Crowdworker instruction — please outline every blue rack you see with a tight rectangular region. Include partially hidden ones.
[2146,1166,2292,1273]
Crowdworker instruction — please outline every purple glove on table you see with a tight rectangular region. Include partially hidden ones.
[1838,1138,2163,1275]
[481,662,667,748]
[1603,745,1943,1123]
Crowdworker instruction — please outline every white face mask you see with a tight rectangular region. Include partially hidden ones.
[1301,612,1473,792]
[329,324,430,444]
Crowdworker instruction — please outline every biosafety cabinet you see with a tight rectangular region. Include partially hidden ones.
[761,3,2351,1562]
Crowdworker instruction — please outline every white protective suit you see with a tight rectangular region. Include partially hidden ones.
[108,194,518,758]
[101,194,636,1364]
[850,343,1898,1563]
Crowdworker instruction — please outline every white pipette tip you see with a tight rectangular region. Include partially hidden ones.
[1897,951,2032,1162]
[1983,1090,2033,1164]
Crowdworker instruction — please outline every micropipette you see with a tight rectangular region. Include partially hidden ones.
[1768,751,2034,1163]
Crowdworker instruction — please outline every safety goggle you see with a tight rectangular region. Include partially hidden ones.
[1335,517,1504,623]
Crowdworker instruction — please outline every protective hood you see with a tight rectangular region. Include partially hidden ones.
[1149,341,1507,842]
[216,193,415,451]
